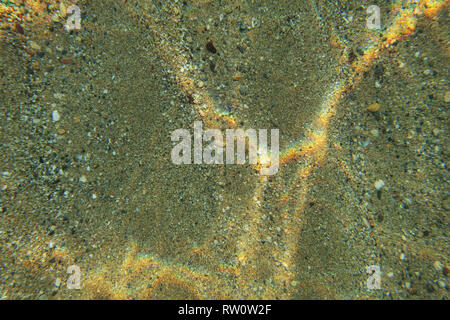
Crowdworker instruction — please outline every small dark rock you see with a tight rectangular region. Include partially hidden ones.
[206,40,217,54]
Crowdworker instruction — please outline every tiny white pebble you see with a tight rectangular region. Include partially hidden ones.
[92,193,97,199]
[374,179,385,190]
[400,253,406,260]
[79,175,87,183]
[52,110,61,122]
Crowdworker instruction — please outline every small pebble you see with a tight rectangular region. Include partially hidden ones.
[367,102,380,112]
[52,110,61,122]
[374,179,385,190]
[206,40,217,54]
